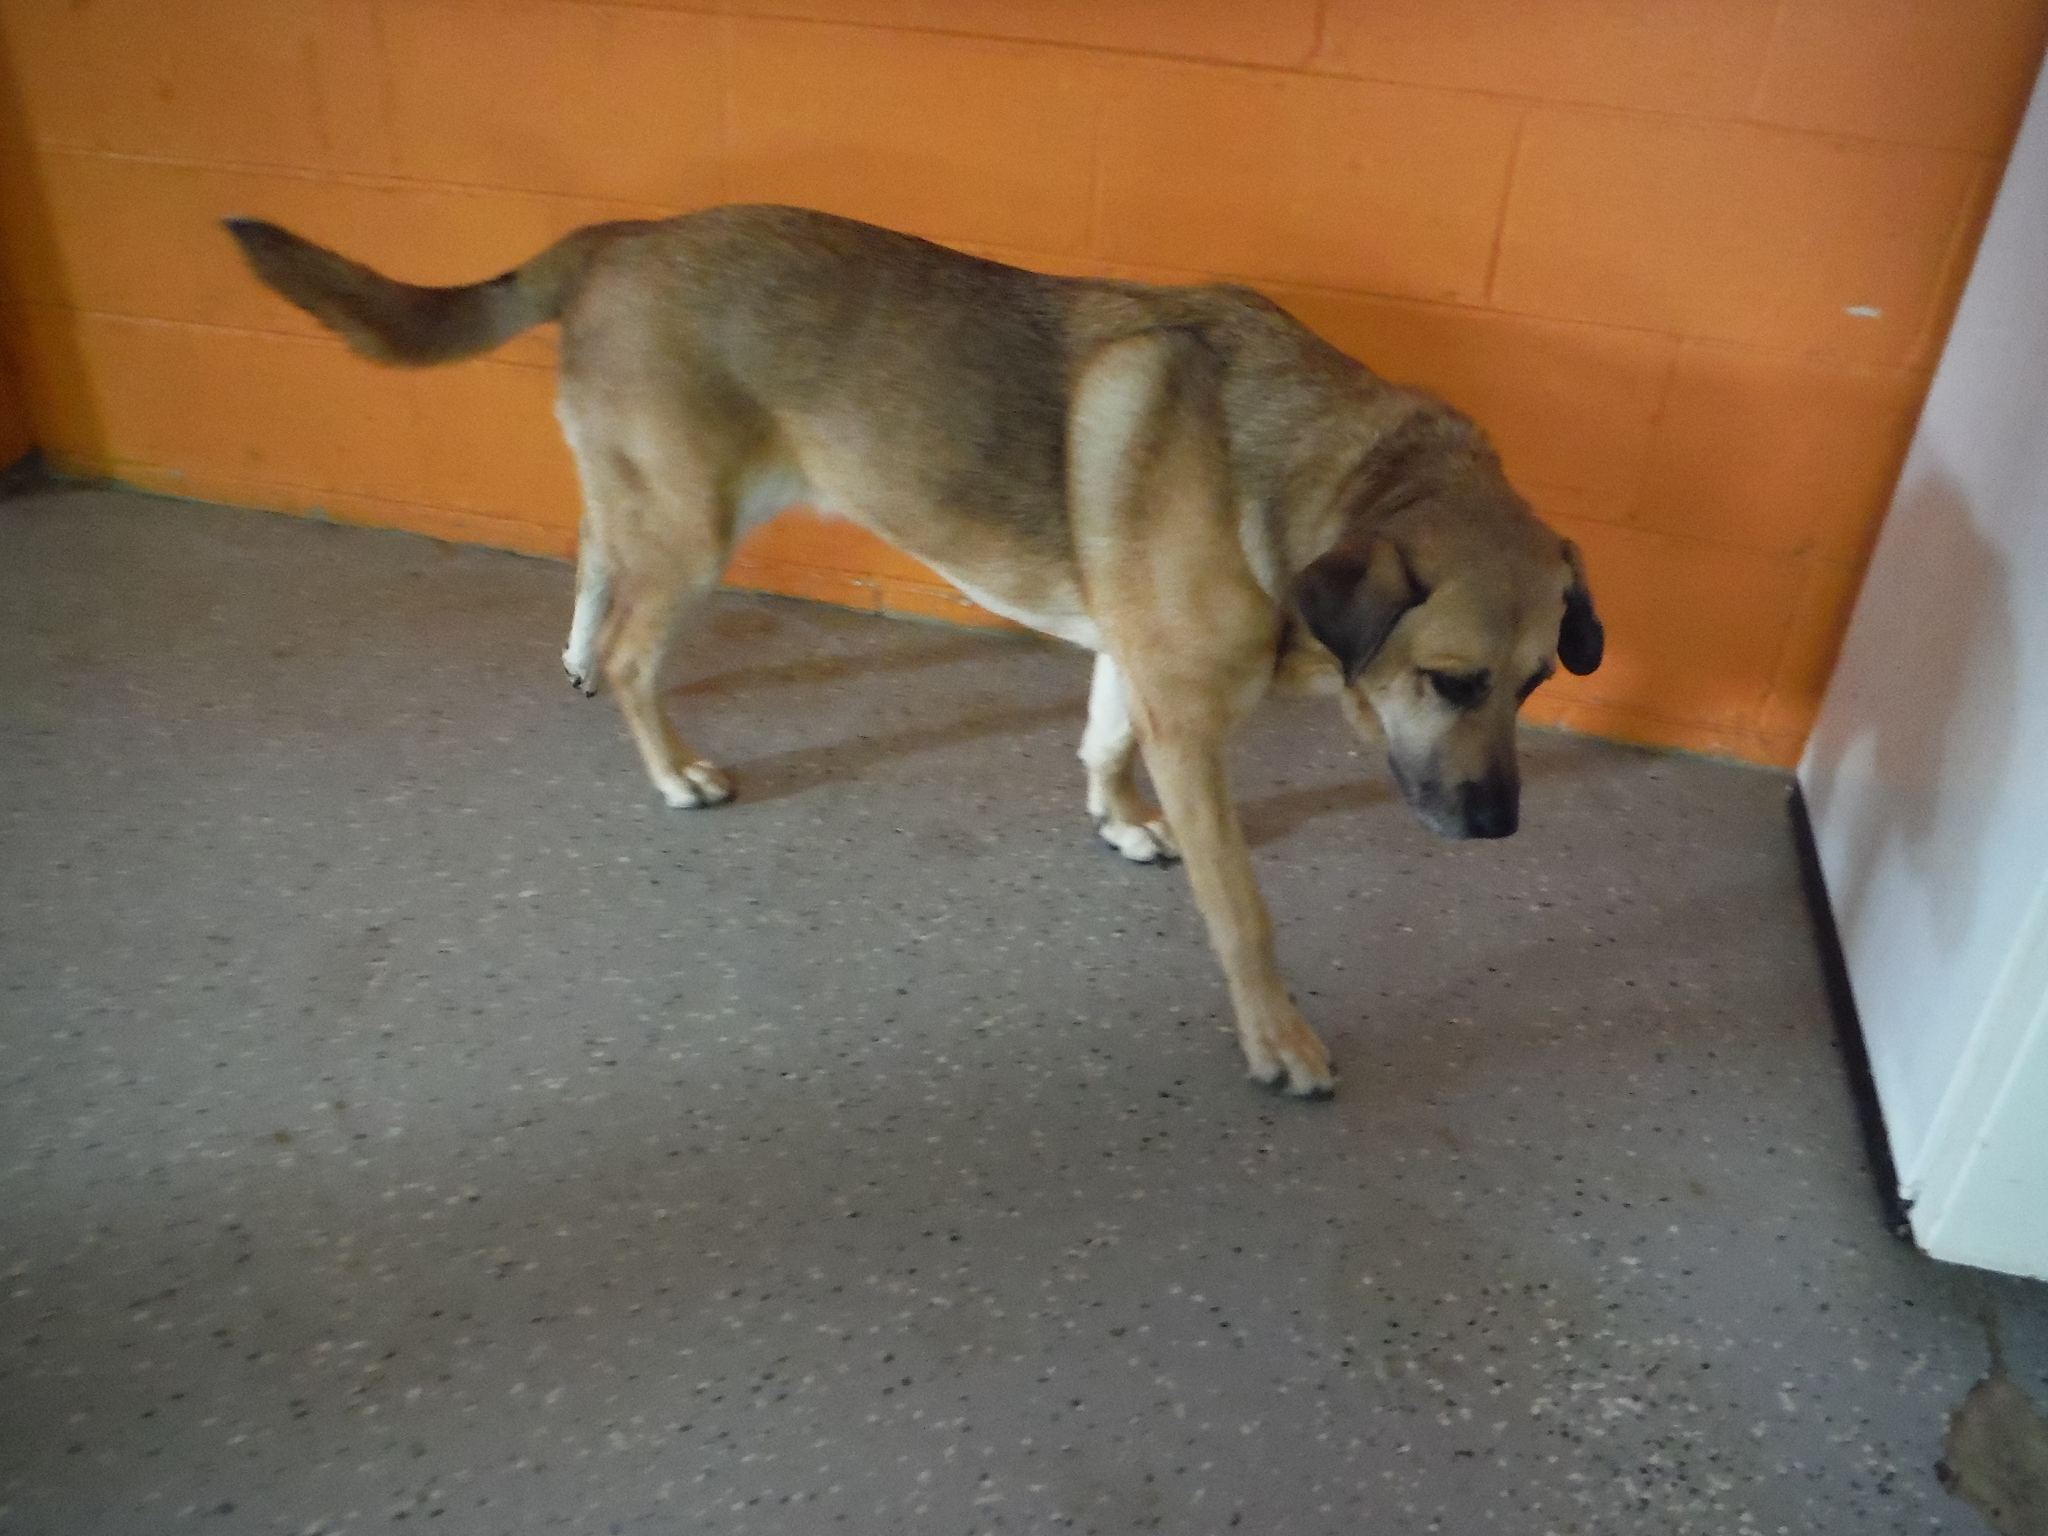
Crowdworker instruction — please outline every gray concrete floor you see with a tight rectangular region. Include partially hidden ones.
[2,484,2044,1536]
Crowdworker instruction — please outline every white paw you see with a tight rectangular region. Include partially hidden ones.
[656,762,734,808]
[1242,1012,1337,1100]
[563,650,600,697]
[1095,814,1180,865]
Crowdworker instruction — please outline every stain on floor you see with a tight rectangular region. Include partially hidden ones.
[1942,1317,2048,1536]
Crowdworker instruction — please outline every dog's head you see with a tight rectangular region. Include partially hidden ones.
[1293,477,1602,840]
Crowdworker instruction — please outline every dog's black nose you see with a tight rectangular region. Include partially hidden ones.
[1460,780,1519,839]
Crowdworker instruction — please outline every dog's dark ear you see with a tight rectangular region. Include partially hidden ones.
[1293,535,1425,683]
[1558,540,1604,676]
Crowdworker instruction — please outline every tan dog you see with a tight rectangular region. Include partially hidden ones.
[226,205,1602,1098]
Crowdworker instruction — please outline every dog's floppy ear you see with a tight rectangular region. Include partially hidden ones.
[1558,539,1604,676]
[1293,535,1425,683]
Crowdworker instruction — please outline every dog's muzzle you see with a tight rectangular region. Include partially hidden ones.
[1457,777,1519,839]
[1391,760,1520,841]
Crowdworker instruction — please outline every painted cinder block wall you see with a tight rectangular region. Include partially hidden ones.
[1,1,2042,767]
[0,331,29,467]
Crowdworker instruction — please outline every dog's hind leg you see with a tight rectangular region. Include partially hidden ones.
[563,415,736,809]
[562,518,609,696]
[1081,653,1178,864]
[604,563,735,808]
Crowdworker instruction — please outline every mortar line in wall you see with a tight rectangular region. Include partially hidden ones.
[88,463,571,539]
[16,168,1939,388]
[1092,261,1932,378]
[422,0,2016,159]
[51,288,1851,565]
[567,0,1323,78]
[26,145,679,224]
[15,165,1938,387]
[19,303,557,370]
[1083,102,1105,259]
[1909,159,1999,368]
[43,312,1884,574]
[1481,109,1528,303]
[714,15,736,205]
[19,259,1934,390]
[1511,490,1876,570]
[1748,557,1832,745]
[547,0,1658,121]
[20,108,1994,201]
[1618,343,1686,526]
[368,0,400,177]
[1744,0,1792,121]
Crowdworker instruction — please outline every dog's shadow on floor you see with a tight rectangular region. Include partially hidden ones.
[1239,779,1393,848]
[718,696,1088,805]
[1237,735,1596,849]
[669,629,1084,804]
[682,624,1592,841]
[724,701,1409,847]
[672,633,1003,700]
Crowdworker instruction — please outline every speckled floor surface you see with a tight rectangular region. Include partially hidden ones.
[3,484,2045,1536]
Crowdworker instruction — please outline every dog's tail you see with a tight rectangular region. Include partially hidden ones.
[222,218,644,367]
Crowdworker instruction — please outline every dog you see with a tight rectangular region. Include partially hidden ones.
[225,204,1603,1099]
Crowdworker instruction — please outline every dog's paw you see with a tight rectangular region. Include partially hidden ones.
[656,762,734,808]
[1095,814,1180,865]
[1256,1063,1337,1101]
[563,651,601,697]
[1242,1013,1336,1100]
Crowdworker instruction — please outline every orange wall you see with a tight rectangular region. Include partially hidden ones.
[0,328,29,467]
[1,1,2042,766]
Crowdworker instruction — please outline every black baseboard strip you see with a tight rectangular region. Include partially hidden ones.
[0,448,54,499]
[1786,781,1914,1241]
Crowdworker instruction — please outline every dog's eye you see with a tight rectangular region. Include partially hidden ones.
[1515,664,1555,703]
[1424,669,1489,709]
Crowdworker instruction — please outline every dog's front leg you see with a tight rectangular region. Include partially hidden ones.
[1067,326,1329,1095]
[1135,710,1336,1098]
